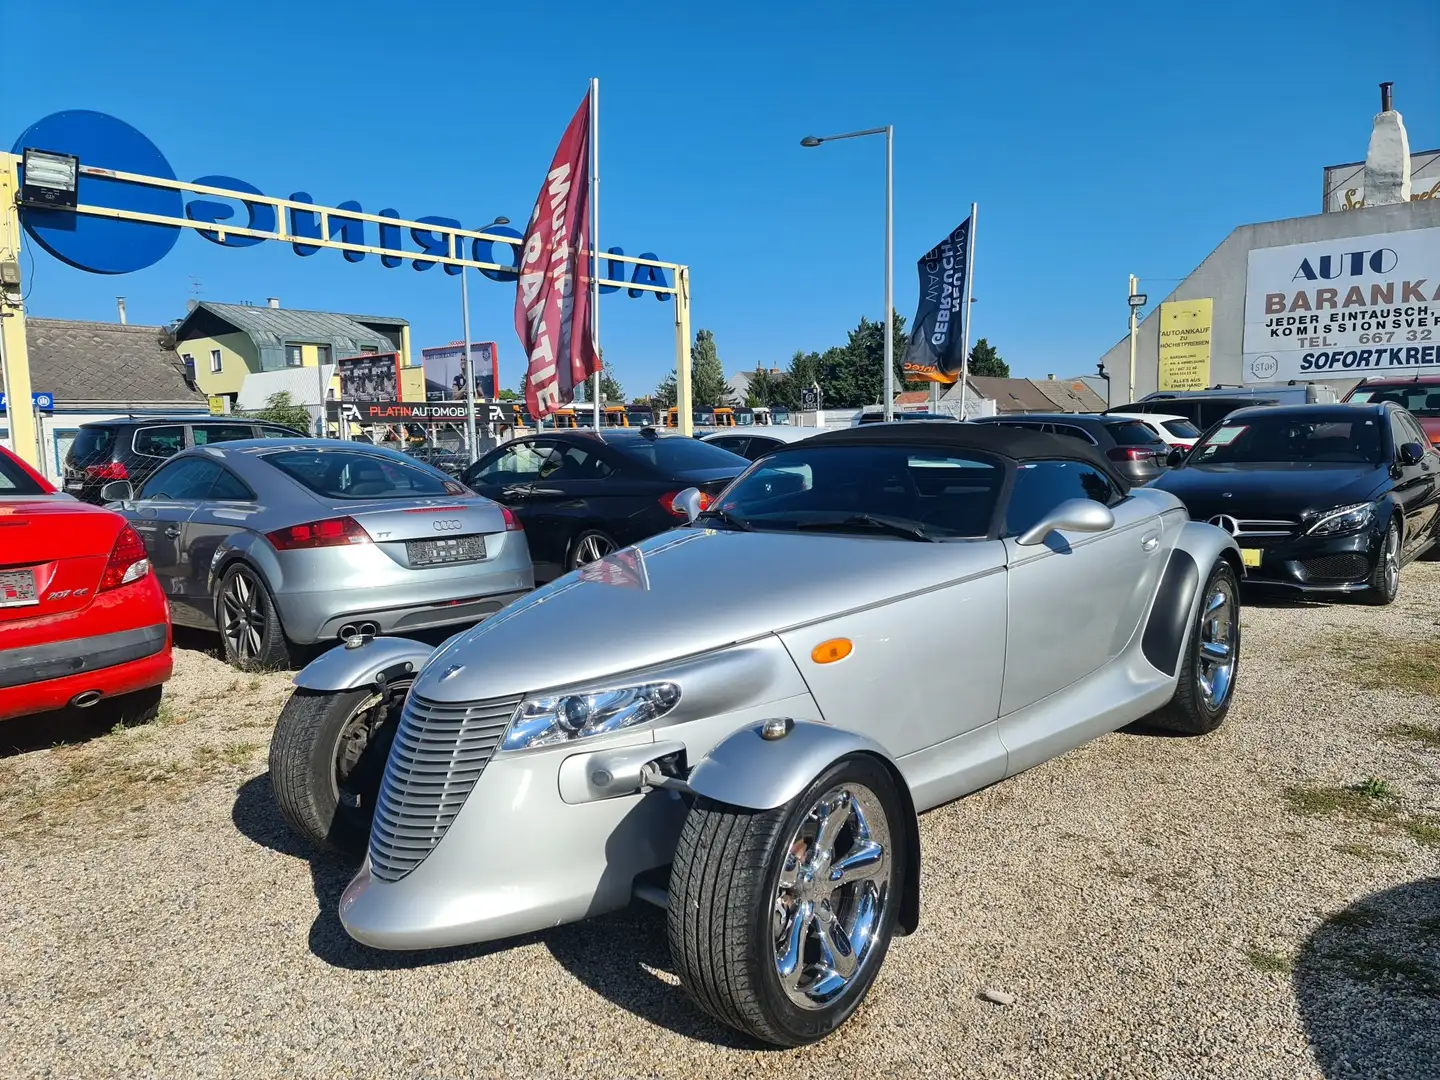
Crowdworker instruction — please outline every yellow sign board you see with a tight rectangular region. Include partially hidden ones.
[1158,299,1212,392]
[207,395,226,416]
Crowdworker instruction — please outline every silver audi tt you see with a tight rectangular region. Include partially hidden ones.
[102,439,532,670]
[270,422,1242,1047]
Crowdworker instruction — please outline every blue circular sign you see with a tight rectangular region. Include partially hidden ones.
[11,111,182,275]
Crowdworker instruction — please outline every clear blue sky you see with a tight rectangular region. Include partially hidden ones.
[6,0,1438,398]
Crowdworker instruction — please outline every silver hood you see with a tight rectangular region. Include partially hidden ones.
[412,526,1005,701]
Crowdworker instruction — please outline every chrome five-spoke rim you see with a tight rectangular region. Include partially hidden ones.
[1197,576,1237,709]
[1383,524,1400,595]
[773,783,891,1009]
[575,533,615,565]
[221,570,265,661]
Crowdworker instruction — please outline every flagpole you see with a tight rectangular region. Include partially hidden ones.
[958,202,977,420]
[589,77,602,430]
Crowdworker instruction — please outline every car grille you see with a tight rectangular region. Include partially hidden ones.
[368,691,522,882]
[1298,553,1371,583]
[1199,516,1299,544]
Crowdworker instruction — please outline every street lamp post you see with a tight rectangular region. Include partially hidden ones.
[462,217,510,463]
[801,125,895,422]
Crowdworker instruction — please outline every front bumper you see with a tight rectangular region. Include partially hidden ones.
[1235,525,1383,593]
[0,624,172,721]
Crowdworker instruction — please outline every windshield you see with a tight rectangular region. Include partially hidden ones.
[1189,415,1386,465]
[1162,418,1201,439]
[613,436,746,474]
[1347,383,1440,417]
[713,445,1002,538]
[263,449,457,499]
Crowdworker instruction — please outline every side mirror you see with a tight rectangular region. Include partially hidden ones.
[1015,498,1116,547]
[100,480,135,503]
[674,487,703,524]
[1399,441,1425,467]
[1166,447,1187,467]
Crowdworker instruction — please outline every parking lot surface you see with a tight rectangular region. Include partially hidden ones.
[2,570,1438,1080]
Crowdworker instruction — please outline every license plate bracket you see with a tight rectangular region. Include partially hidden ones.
[406,534,486,567]
[1240,547,1262,568]
[0,567,39,607]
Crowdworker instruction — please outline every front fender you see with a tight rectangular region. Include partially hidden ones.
[292,635,437,693]
[1141,521,1241,677]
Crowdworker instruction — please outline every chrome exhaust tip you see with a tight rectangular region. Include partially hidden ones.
[358,622,379,637]
[338,624,358,642]
[71,690,103,708]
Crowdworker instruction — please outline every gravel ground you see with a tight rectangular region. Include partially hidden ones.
[2,569,1438,1080]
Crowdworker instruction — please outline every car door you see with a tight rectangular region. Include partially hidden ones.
[463,439,567,575]
[178,464,258,625]
[1391,410,1439,557]
[998,458,1169,765]
[124,456,224,625]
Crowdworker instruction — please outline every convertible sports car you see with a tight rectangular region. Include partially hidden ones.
[270,423,1241,1046]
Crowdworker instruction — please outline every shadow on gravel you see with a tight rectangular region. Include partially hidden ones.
[0,703,123,756]
[230,772,755,1046]
[1293,877,1439,1078]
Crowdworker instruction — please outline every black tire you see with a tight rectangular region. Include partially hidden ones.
[567,529,617,570]
[267,680,410,857]
[217,563,294,671]
[1149,559,1241,736]
[667,754,906,1047]
[100,685,163,728]
[1362,519,1401,606]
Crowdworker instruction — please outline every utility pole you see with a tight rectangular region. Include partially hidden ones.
[1127,274,1140,403]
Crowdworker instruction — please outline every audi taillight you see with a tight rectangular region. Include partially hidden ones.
[266,516,371,551]
[85,462,129,481]
[661,490,712,518]
[99,524,150,591]
[501,505,523,531]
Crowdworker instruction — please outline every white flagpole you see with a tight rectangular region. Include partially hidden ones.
[958,202,977,420]
[589,77,602,430]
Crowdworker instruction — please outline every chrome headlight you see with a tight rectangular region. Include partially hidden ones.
[1305,502,1374,537]
[502,682,681,750]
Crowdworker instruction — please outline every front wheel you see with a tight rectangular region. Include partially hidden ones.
[267,680,411,856]
[1149,559,1241,735]
[1362,519,1401,606]
[667,754,905,1047]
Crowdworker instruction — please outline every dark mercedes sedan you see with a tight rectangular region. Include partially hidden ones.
[460,428,748,581]
[1152,402,1440,604]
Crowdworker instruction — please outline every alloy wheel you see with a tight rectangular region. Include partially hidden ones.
[1196,576,1238,710]
[575,533,615,565]
[331,682,409,810]
[1383,523,1400,596]
[221,570,266,662]
[772,784,892,1009]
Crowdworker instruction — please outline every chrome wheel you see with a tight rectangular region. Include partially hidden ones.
[221,569,266,662]
[1197,575,1237,710]
[574,532,615,566]
[772,783,892,1010]
[1382,523,1400,596]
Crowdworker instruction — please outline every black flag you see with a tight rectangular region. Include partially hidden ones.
[901,218,970,385]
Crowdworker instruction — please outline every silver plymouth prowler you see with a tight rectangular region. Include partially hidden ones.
[268,422,1243,1047]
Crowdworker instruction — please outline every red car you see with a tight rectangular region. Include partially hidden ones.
[1343,375,1440,446]
[0,445,172,724]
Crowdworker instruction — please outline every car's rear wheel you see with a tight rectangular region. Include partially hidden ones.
[268,680,410,857]
[1149,559,1241,735]
[567,529,616,569]
[667,754,904,1047]
[1362,519,1401,606]
[217,563,293,671]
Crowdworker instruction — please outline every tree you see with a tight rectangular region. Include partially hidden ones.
[237,391,312,433]
[498,388,520,401]
[690,329,732,407]
[967,338,1009,378]
[653,371,678,409]
[743,367,782,408]
[599,370,624,403]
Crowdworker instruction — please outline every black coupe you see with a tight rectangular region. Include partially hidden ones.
[1152,402,1440,604]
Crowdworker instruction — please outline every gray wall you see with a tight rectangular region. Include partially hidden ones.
[1100,199,1440,405]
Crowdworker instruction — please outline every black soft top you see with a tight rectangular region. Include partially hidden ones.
[778,420,1132,491]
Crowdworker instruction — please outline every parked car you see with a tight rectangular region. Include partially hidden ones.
[1151,402,1439,604]
[0,445,172,725]
[63,416,308,504]
[1343,375,1440,447]
[702,425,814,460]
[854,409,958,425]
[100,439,533,670]
[1107,384,1337,431]
[459,428,748,581]
[970,413,1172,484]
[1104,411,1202,449]
[270,421,1241,1047]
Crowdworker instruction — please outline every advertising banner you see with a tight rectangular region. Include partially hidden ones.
[1158,299,1213,391]
[328,400,511,424]
[338,353,401,401]
[516,93,597,419]
[901,218,970,385]
[421,341,499,399]
[1242,227,1440,384]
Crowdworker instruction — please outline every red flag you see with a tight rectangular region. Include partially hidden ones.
[516,93,597,420]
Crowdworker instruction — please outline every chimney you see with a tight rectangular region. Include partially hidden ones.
[1047,373,1055,380]
[1363,80,1412,206]
[116,297,127,324]
[267,297,280,308]
[186,299,199,312]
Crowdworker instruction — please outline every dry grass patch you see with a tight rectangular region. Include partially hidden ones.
[1285,777,1440,848]
[1325,633,1440,697]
